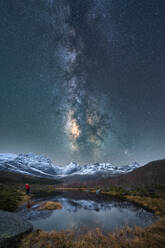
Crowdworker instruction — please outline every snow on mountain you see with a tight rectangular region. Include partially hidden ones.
[0,153,141,178]
[0,153,18,162]
[59,162,141,177]
[0,153,57,178]
[57,162,81,175]
[56,198,115,212]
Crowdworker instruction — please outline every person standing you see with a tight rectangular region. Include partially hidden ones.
[25,183,30,195]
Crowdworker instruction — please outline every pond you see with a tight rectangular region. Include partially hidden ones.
[18,191,157,232]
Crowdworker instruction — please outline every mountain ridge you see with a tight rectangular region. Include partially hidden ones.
[0,153,141,179]
[97,158,165,187]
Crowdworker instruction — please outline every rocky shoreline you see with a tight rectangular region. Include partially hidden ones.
[0,211,32,248]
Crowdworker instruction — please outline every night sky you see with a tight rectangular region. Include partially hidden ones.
[0,0,165,165]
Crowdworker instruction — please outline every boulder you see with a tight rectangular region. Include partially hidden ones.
[0,210,32,248]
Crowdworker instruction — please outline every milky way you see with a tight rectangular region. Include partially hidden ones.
[48,0,124,163]
[0,0,165,165]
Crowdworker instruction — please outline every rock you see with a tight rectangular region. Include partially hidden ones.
[0,210,33,248]
[96,189,101,195]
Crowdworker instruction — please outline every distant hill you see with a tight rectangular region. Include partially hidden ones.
[99,159,165,187]
[60,159,165,188]
[0,171,60,185]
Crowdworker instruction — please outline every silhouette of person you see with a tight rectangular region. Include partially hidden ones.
[25,183,30,195]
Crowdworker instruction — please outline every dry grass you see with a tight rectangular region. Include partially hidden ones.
[126,195,165,216]
[39,201,63,210]
[18,217,165,248]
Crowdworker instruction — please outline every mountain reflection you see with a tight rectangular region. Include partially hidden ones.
[18,192,156,232]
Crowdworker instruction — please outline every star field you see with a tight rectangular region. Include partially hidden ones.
[0,0,165,165]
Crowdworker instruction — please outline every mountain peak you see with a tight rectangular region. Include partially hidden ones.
[0,153,141,179]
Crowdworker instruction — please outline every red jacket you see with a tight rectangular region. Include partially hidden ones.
[25,184,30,190]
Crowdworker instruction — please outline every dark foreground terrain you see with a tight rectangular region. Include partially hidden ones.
[0,159,165,248]
[0,211,32,248]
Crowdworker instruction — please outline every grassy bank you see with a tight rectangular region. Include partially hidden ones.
[0,171,61,211]
[0,184,23,211]
[39,201,63,210]
[0,183,60,211]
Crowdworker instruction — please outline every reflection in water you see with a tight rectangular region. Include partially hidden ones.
[26,200,31,209]
[19,193,157,232]
[20,199,52,221]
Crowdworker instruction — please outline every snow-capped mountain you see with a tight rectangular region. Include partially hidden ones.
[0,153,141,179]
[56,161,141,177]
[0,153,57,178]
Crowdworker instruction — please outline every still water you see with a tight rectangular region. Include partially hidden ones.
[19,191,156,232]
